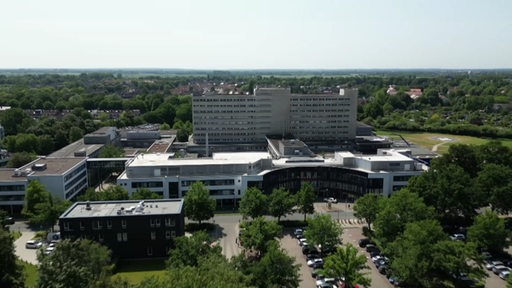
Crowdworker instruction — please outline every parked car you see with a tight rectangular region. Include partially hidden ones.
[493,265,510,275]
[25,240,43,249]
[500,270,510,280]
[450,233,466,241]
[316,277,337,287]
[298,238,308,246]
[306,253,322,261]
[486,260,504,270]
[307,258,324,267]
[366,244,380,254]
[311,268,324,278]
[324,197,337,203]
[302,245,317,255]
[3,217,14,225]
[293,228,304,238]
[43,246,56,255]
[358,238,374,248]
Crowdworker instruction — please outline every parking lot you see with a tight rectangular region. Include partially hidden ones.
[280,226,393,288]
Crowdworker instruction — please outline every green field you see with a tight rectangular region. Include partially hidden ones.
[375,130,512,154]
[19,260,38,288]
[112,259,167,284]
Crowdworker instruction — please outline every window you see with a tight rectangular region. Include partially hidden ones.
[147,247,153,256]
[117,233,122,242]
[165,217,175,227]
[63,222,70,231]
[98,233,104,242]
[79,221,84,231]
[150,231,156,240]
[165,230,171,240]
[92,220,102,230]
[107,220,112,229]
[121,220,127,229]
[150,218,155,228]
[171,231,176,238]
[155,218,161,227]
[122,232,128,242]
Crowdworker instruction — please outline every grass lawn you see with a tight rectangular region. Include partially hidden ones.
[375,130,512,154]
[112,259,167,284]
[19,260,38,288]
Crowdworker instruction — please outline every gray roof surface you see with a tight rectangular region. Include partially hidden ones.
[20,157,86,176]
[48,139,104,158]
[61,199,184,218]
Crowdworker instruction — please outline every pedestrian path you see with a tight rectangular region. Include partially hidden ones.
[338,218,366,227]
[14,231,38,265]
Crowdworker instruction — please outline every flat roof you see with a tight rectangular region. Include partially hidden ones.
[20,157,86,176]
[0,169,27,182]
[128,152,271,167]
[61,199,184,218]
[48,139,104,158]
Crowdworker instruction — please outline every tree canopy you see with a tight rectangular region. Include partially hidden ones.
[353,193,381,231]
[184,181,215,224]
[305,214,342,254]
[0,229,24,288]
[37,239,114,288]
[322,244,370,288]
[296,183,316,221]
[239,187,267,220]
[267,187,295,222]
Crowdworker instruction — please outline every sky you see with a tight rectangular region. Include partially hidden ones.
[1,0,511,69]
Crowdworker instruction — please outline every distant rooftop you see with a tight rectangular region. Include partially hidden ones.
[61,199,184,218]
[18,157,86,176]
[127,152,271,167]
[48,139,104,158]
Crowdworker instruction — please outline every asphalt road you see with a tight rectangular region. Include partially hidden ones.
[14,231,38,264]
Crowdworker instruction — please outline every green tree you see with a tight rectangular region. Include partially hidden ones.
[38,239,114,288]
[184,182,215,224]
[322,244,370,288]
[167,231,222,269]
[407,164,479,223]
[267,187,295,222]
[0,229,24,288]
[389,220,483,288]
[130,188,162,200]
[248,240,300,288]
[22,180,51,221]
[353,193,381,231]
[373,189,434,247]
[305,214,342,254]
[296,183,316,221]
[167,253,251,288]
[31,196,72,231]
[6,151,36,168]
[467,210,508,254]
[99,145,124,158]
[239,217,281,255]
[69,126,84,143]
[476,163,512,213]
[239,187,267,219]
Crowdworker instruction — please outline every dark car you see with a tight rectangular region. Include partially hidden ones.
[302,245,317,255]
[366,244,380,254]
[306,253,322,261]
[358,238,374,248]
[3,217,14,225]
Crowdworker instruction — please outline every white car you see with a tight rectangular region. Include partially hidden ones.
[43,246,56,255]
[25,240,43,249]
[298,238,308,246]
[325,197,337,203]
[500,270,510,280]
[450,234,465,241]
[307,258,324,267]
[493,265,510,275]
[486,260,503,270]
[316,277,336,286]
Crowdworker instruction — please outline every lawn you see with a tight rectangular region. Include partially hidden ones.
[112,259,167,284]
[19,260,38,288]
[375,130,512,154]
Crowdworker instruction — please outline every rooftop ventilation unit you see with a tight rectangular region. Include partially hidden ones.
[85,201,91,210]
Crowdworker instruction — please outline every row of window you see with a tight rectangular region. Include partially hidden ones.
[64,163,87,182]
[64,217,176,231]
[0,185,25,192]
[181,179,235,187]
[149,230,176,240]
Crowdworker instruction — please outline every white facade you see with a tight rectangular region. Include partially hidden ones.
[117,149,427,199]
[192,87,358,144]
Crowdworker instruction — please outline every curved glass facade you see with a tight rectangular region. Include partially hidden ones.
[262,166,383,201]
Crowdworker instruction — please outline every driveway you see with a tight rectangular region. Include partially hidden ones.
[14,231,38,265]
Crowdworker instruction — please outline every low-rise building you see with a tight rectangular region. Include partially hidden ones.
[117,149,427,207]
[59,199,185,259]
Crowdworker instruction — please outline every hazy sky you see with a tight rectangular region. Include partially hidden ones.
[1,0,511,69]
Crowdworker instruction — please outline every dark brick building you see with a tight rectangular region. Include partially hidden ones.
[59,199,184,259]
